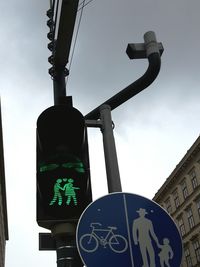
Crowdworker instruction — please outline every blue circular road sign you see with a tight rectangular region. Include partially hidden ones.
[76,193,182,267]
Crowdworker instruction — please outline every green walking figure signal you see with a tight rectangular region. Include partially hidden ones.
[49,178,80,206]
[63,178,80,205]
[49,179,63,206]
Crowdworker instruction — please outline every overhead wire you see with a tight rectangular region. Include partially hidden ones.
[78,0,95,12]
[54,0,60,35]
[66,0,96,85]
[66,0,87,85]
[48,0,95,82]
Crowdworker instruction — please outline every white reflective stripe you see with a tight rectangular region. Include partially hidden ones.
[57,245,76,250]
[123,194,134,267]
[57,257,73,261]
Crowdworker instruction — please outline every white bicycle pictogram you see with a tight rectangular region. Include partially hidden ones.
[79,223,128,253]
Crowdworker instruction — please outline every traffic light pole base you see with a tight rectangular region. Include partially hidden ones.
[52,223,83,267]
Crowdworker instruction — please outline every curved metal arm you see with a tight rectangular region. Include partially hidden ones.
[85,31,163,120]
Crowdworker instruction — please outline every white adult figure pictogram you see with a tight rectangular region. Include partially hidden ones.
[132,208,160,267]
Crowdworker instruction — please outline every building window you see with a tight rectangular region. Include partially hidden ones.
[185,247,193,267]
[187,208,195,229]
[196,198,200,217]
[165,198,172,214]
[193,240,200,263]
[189,168,198,189]
[178,217,186,236]
[173,190,180,208]
[181,180,188,199]
[192,176,198,190]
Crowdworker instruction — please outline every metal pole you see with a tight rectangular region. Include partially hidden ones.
[100,105,122,193]
[53,70,67,105]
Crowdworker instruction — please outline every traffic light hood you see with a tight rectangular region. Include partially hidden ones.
[37,105,85,156]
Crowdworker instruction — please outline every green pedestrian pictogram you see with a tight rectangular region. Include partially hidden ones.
[63,178,80,205]
[49,179,63,206]
[49,178,80,206]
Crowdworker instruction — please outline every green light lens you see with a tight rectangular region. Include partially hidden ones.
[75,167,85,173]
[40,164,59,172]
[62,162,85,173]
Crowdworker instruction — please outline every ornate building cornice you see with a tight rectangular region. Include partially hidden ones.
[153,135,200,202]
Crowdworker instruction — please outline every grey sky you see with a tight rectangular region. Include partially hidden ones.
[0,0,200,266]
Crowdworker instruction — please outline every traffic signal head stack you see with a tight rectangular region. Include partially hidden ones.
[36,104,92,229]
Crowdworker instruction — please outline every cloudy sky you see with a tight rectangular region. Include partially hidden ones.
[1,0,200,266]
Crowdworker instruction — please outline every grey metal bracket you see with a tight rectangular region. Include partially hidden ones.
[126,42,164,59]
[85,120,102,128]
[126,31,164,59]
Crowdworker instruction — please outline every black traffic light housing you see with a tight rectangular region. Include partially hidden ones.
[37,104,92,229]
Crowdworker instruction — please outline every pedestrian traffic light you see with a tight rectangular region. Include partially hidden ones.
[36,104,92,229]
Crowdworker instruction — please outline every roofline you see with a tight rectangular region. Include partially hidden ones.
[0,101,9,240]
[153,135,200,202]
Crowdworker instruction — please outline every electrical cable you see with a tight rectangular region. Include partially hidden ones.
[48,0,95,82]
[66,0,86,85]
[78,0,95,11]
[65,0,96,85]
[53,0,60,45]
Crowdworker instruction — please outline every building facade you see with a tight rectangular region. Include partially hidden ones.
[153,135,200,267]
[0,104,8,267]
